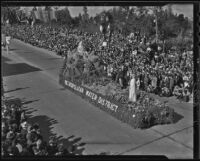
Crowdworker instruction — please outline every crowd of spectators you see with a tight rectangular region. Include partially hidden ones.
[1,88,82,156]
[2,23,193,102]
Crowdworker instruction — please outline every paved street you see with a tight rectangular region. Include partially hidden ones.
[2,39,193,158]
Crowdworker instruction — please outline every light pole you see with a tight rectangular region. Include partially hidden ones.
[54,6,58,22]
[154,7,158,44]
[44,6,50,23]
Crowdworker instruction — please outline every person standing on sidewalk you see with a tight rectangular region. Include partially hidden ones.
[5,33,11,54]
[2,33,6,49]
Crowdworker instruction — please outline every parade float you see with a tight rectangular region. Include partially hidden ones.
[59,39,175,129]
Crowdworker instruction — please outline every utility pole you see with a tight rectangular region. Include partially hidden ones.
[49,6,52,26]
[54,6,58,22]
[154,7,158,44]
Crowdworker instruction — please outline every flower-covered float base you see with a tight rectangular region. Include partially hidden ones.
[59,73,175,129]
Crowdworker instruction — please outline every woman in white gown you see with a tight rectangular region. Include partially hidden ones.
[5,34,11,54]
[129,73,137,103]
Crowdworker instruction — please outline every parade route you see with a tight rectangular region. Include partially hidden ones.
[2,39,193,158]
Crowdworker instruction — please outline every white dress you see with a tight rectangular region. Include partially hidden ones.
[77,41,84,53]
[129,77,136,102]
[6,36,11,45]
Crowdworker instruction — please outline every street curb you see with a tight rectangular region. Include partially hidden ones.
[13,39,62,59]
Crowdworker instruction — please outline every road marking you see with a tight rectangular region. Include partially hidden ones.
[116,126,193,155]
[151,126,193,150]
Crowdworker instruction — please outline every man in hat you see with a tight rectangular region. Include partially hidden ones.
[47,137,58,156]
[32,139,48,155]
[5,33,11,54]
[26,125,38,154]
[6,129,15,142]
[55,143,68,156]
[7,146,20,156]
[116,65,126,89]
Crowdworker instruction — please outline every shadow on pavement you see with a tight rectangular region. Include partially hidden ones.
[28,115,58,140]
[46,58,61,60]
[8,48,19,51]
[96,152,112,155]
[5,87,30,93]
[173,111,184,124]
[4,98,22,107]
[4,96,14,100]
[139,111,184,130]
[27,114,86,155]
[20,98,86,155]
[23,106,38,117]
[2,56,42,77]
[21,99,40,106]
[20,51,36,54]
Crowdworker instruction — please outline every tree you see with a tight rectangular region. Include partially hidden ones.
[64,7,72,22]
[152,6,160,43]
[121,6,130,16]
[83,6,89,23]
[56,7,72,25]
[1,7,8,23]
[38,7,44,22]
[18,9,27,22]
[166,4,173,18]
[1,7,21,24]
[54,6,59,20]
[93,13,101,25]
[89,16,94,23]
[136,6,148,16]
[71,16,80,27]
[177,14,190,38]
[78,13,82,25]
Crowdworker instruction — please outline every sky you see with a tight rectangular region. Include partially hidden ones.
[68,6,113,17]
[163,4,193,19]
[21,4,193,20]
[171,4,193,19]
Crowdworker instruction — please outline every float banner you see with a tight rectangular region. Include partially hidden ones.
[64,79,118,113]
